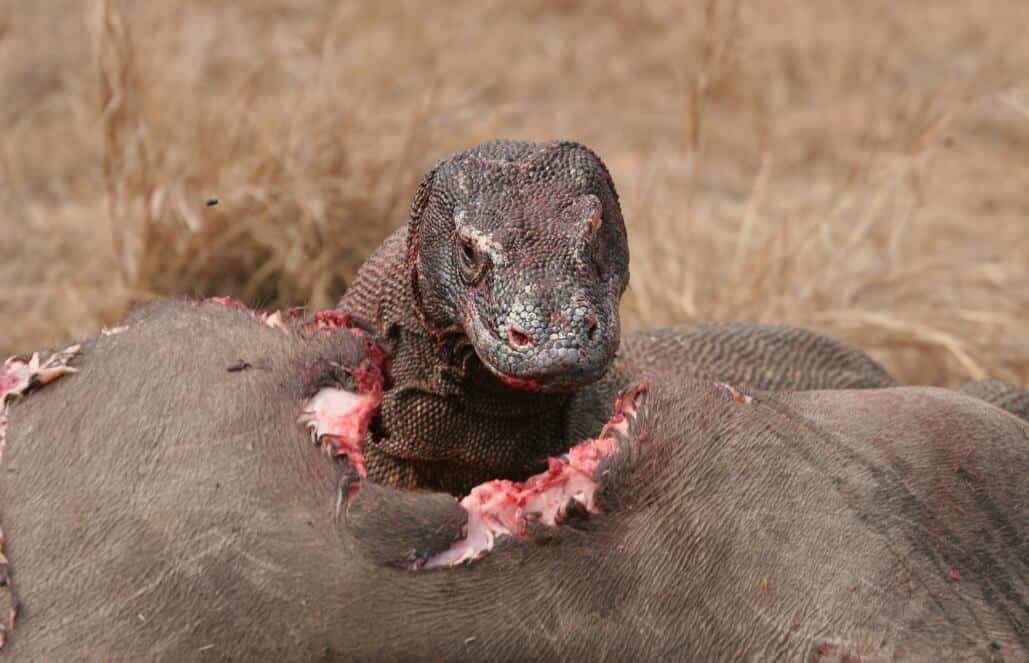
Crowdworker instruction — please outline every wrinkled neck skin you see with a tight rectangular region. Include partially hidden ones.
[339,227,578,495]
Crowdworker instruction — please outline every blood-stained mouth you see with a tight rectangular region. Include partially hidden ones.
[494,371,583,393]
[465,313,614,393]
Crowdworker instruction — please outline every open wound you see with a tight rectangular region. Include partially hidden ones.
[0,344,81,463]
[296,311,390,482]
[301,336,648,568]
[421,382,647,569]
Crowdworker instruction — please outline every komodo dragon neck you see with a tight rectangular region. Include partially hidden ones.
[340,227,573,494]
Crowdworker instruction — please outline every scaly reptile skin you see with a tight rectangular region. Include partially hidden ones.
[567,322,899,441]
[341,140,628,494]
[339,139,903,494]
[343,225,576,493]
[958,378,1029,421]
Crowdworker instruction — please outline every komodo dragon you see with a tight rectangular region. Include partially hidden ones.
[0,302,1025,660]
[339,138,1026,494]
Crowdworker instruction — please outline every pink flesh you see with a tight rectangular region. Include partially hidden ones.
[423,382,646,569]
[101,325,129,336]
[200,297,389,473]
[203,296,304,333]
[205,298,392,475]
[267,300,649,569]
[0,359,31,461]
[300,387,380,478]
[0,358,30,395]
[205,299,359,337]
[422,438,617,568]
[204,299,394,387]
[296,309,390,477]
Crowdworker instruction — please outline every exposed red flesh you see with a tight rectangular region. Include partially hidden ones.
[0,358,30,396]
[496,373,545,391]
[0,525,10,649]
[1,347,80,462]
[203,296,307,332]
[423,381,647,569]
[300,386,381,478]
[297,316,390,477]
[0,348,79,648]
[297,374,646,569]
[203,298,393,389]
[202,295,247,309]
[204,298,393,474]
[305,309,358,332]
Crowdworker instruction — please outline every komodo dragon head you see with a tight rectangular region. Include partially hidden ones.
[407,139,629,391]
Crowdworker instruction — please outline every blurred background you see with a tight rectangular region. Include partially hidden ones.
[1,0,1027,387]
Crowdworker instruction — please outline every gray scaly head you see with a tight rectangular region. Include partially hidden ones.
[406,139,629,391]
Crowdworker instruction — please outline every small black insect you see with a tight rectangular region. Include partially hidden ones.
[226,359,251,372]
[205,197,219,207]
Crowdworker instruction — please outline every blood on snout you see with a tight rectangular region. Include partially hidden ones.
[496,373,545,391]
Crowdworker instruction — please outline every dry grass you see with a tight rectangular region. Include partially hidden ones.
[1,0,1027,387]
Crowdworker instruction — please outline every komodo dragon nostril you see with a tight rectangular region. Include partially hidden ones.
[587,317,598,341]
[508,326,532,348]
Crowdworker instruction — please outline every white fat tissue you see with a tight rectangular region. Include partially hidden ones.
[300,386,379,478]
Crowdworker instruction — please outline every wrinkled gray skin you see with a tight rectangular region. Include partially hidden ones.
[1,301,1026,661]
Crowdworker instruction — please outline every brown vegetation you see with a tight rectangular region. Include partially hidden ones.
[1,0,1027,387]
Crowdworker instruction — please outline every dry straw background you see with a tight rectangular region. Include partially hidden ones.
[1,1,1027,387]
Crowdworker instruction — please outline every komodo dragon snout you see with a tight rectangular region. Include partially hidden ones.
[410,139,629,391]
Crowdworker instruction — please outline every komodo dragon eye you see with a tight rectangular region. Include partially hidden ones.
[456,234,489,285]
[461,239,476,265]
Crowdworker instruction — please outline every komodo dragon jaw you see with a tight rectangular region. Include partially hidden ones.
[409,139,629,392]
[464,301,621,392]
